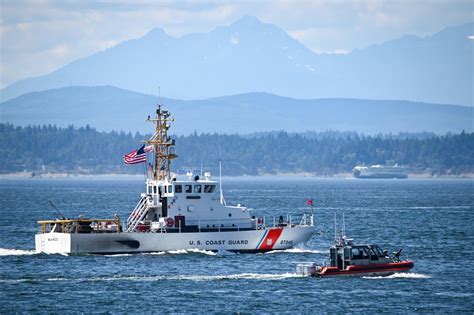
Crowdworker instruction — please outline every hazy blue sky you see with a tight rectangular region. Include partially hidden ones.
[1,0,473,88]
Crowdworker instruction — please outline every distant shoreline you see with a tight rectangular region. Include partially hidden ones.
[1,171,473,180]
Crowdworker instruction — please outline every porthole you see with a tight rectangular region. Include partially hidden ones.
[228,213,232,217]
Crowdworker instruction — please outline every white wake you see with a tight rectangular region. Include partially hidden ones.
[364,272,431,279]
[140,248,217,256]
[173,273,302,281]
[266,247,323,254]
[0,248,36,256]
[0,273,303,284]
[165,248,217,256]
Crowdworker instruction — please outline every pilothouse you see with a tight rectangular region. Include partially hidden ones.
[132,171,255,233]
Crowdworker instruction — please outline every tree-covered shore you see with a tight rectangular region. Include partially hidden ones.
[1,123,473,176]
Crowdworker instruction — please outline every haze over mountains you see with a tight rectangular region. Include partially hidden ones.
[1,86,471,135]
[0,16,472,106]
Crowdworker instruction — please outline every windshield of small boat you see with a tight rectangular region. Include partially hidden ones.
[372,245,384,257]
[351,247,369,260]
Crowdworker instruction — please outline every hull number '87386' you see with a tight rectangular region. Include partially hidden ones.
[280,240,293,245]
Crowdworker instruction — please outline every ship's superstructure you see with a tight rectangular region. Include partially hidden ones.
[353,164,408,179]
[35,101,316,254]
[126,105,255,234]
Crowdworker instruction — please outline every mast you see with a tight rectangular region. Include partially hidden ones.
[342,212,346,239]
[219,160,225,205]
[146,102,177,181]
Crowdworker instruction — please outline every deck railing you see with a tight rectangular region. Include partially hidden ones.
[147,213,313,233]
[37,217,121,234]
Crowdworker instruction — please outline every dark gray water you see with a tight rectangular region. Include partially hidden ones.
[1,178,473,313]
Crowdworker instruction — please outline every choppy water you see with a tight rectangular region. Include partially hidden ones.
[0,177,473,313]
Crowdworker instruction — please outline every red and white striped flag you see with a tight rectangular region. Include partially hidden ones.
[123,145,153,165]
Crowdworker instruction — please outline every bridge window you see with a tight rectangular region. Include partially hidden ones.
[351,248,363,259]
[148,186,152,194]
[369,248,379,260]
[359,247,369,259]
[168,185,173,193]
[175,185,182,193]
[185,185,192,193]
[153,186,157,194]
[194,185,202,193]
[373,246,384,257]
[204,185,216,193]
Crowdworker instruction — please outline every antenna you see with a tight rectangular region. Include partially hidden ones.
[218,135,225,206]
[158,86,161,105]
[334,212,337,243]
[48,200,66,220]
[342,212,346,238]
[219,160,225,205]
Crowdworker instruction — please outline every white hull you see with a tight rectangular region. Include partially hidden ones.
[353,165,407,179]
[35,226,316,254]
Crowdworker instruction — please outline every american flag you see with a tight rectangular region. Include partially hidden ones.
[123,145,154,164]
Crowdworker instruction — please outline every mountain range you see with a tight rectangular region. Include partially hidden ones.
[0,16,472,106]
[1,86,471,135]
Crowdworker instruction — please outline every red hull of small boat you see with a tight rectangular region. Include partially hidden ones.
[318,261,414,277]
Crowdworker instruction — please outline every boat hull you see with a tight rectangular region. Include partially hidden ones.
[35,226,316,254]
[317,261,414,277]
[354,174,408,179]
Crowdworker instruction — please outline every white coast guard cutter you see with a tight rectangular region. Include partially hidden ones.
[35,102,316,254]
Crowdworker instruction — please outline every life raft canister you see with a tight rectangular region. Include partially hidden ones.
[166,217,175,227]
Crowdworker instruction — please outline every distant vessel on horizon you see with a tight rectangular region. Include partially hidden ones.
[353,164,408,179]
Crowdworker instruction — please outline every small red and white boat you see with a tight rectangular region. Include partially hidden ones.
[296,232,414,277]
